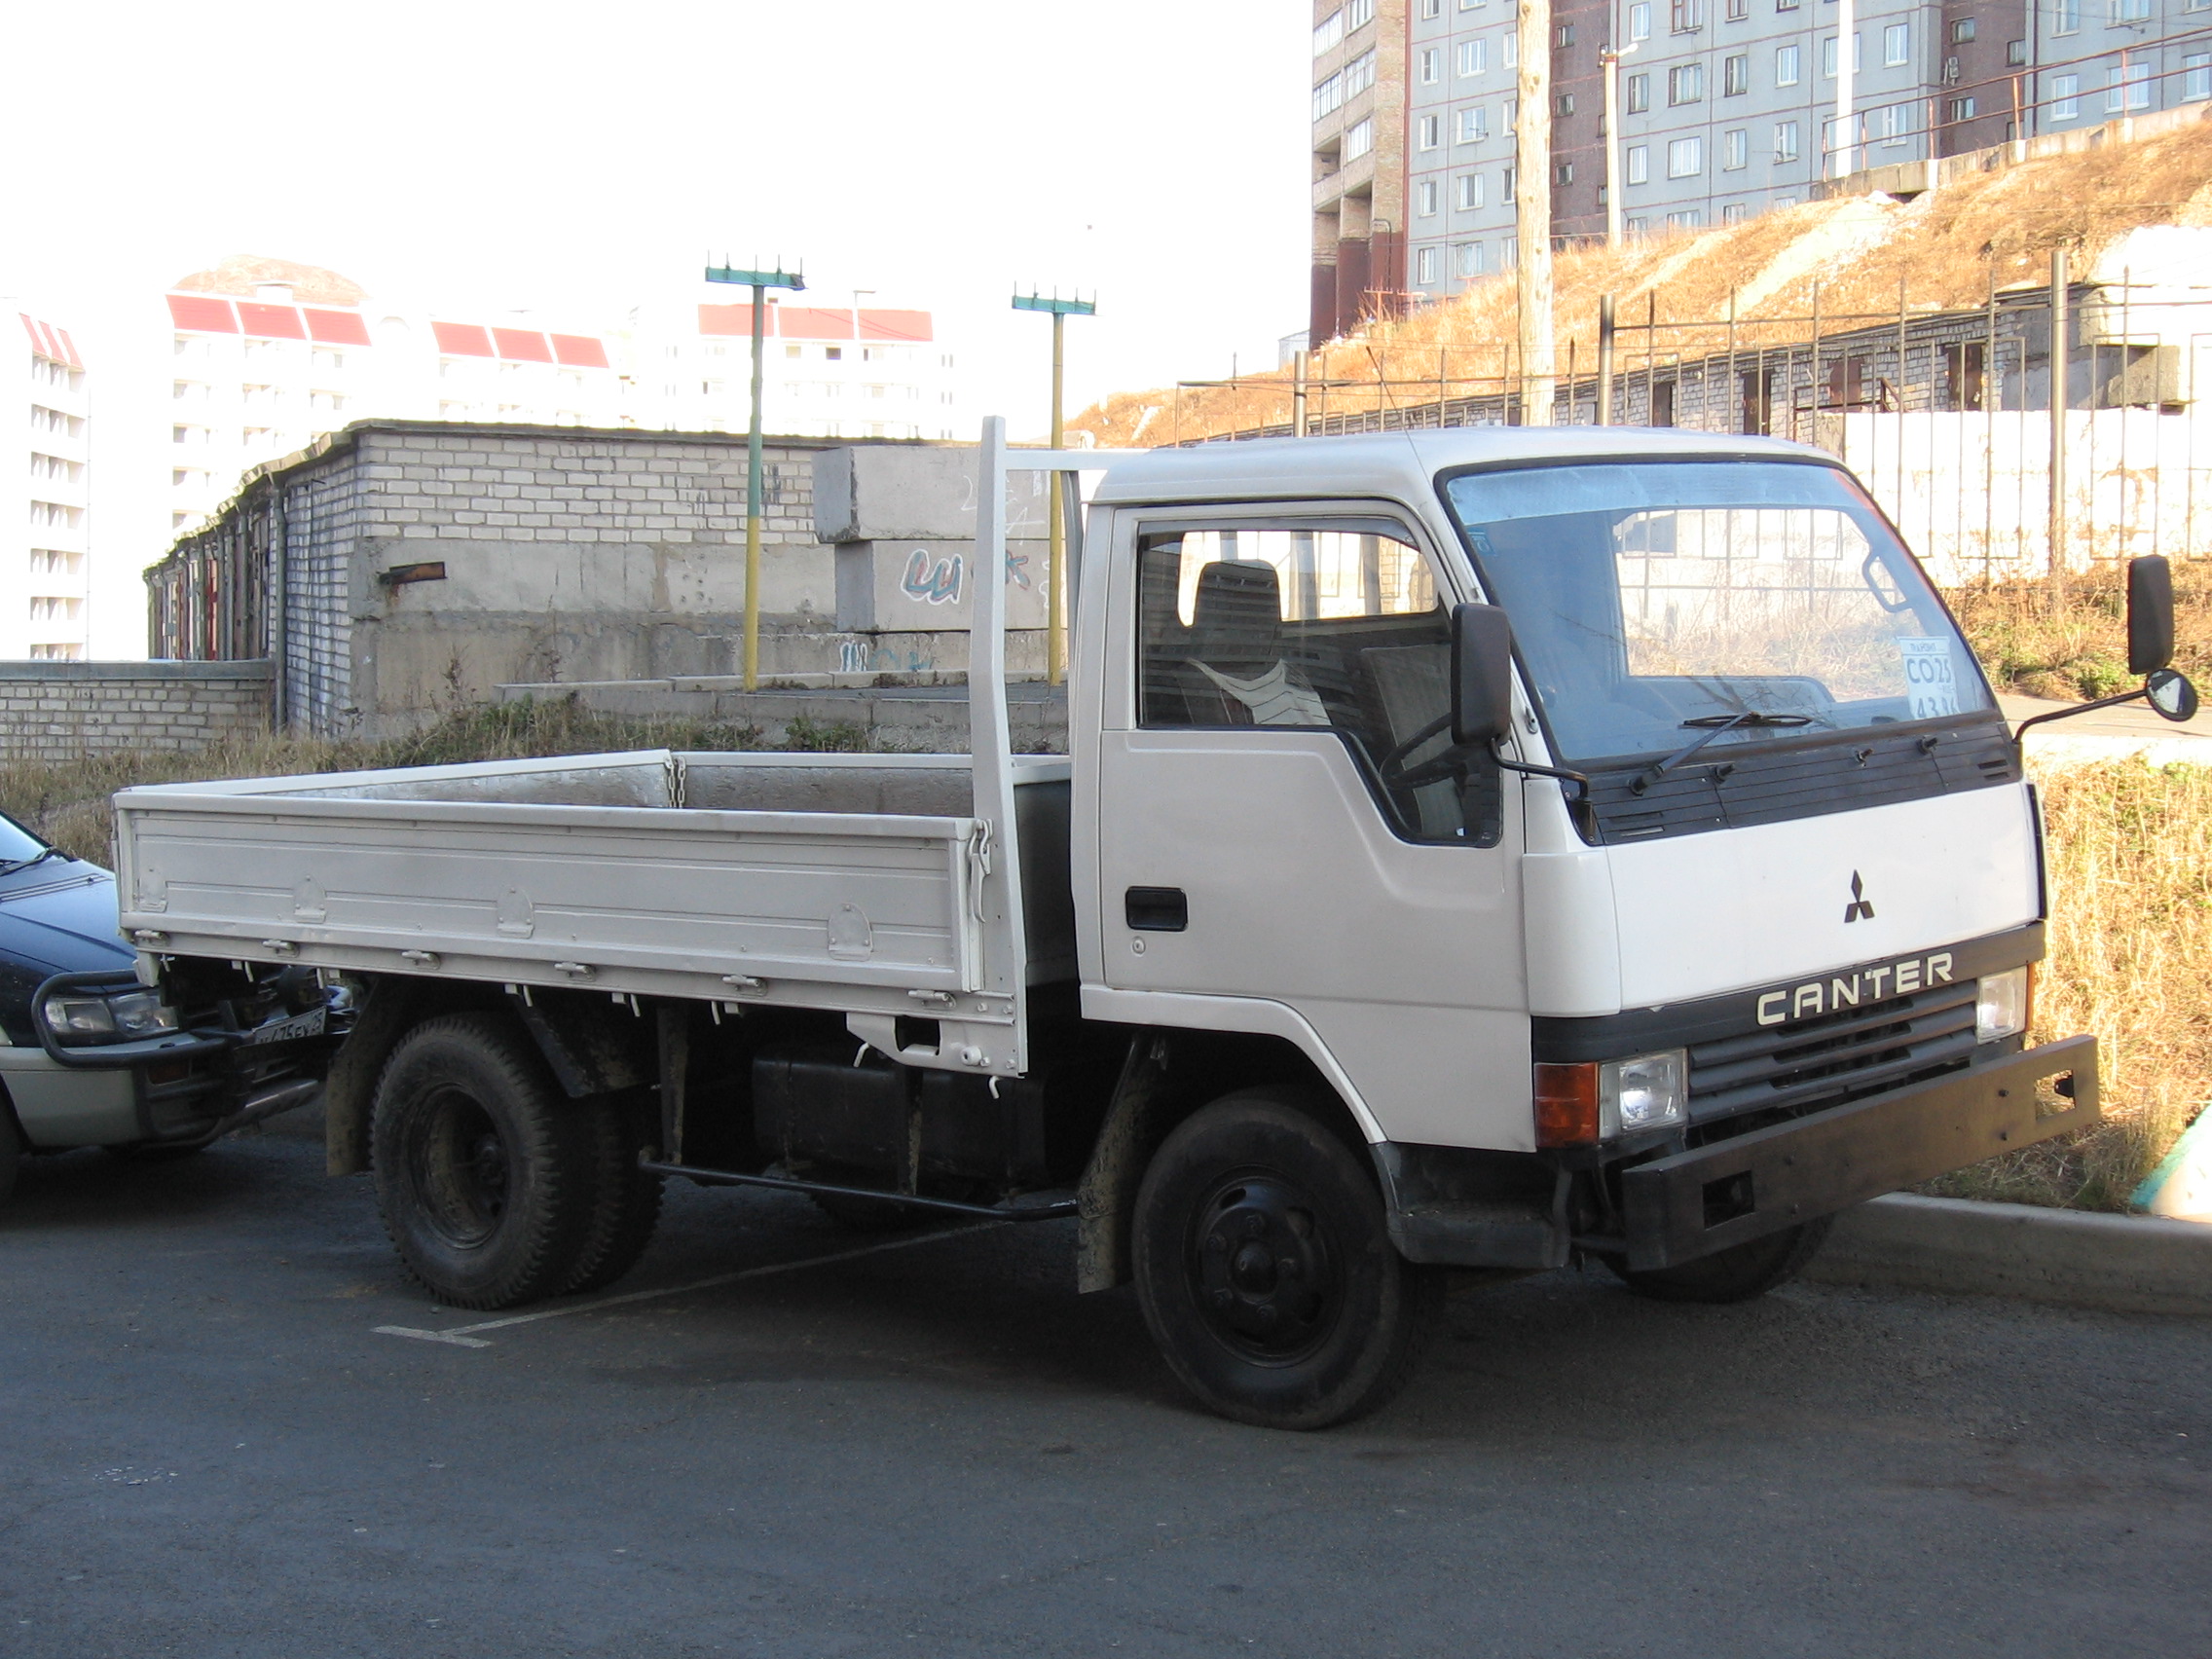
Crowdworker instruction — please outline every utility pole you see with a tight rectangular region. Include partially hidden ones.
[2047,246,2070,612]
[1516,0,1557,424]
[1012,289,1095,685]
[1833,0,1858,178]
[1601,43,1637,246]
[706,258,806,689]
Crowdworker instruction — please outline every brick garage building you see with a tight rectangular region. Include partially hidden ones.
[146,423,885,737]
[0,659,272,762]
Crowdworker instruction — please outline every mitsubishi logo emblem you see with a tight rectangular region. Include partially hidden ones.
[1843,871,1876,923]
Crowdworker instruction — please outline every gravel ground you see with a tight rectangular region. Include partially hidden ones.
[3,1105,2207,1659]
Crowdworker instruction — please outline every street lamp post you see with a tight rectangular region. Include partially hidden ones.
[1602,42,1639,247]
[707,258,806,689]
[1011,289,1095,684]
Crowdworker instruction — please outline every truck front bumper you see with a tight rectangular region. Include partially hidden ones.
[1618,1034,2099,1272]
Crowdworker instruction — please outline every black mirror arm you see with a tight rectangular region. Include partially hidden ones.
[1492,740,1592,802]
[2011,685,2148,743]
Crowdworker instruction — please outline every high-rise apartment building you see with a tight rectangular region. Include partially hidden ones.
[1319,0,2212,325]
[6,309,91,661]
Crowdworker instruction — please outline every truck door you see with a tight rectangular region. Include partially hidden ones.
[1091,510,1530,1152]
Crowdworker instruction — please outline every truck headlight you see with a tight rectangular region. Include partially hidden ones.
[1975,967,2030,1044]
[1601,1049,1687,1136]
[39,988,180,1046]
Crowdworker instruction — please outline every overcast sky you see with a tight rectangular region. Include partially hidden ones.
[5,0,1310,430]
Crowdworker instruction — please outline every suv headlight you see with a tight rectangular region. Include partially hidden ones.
[39,987,181,1046]
[1975,967,2030,1044]
[1600,1049,1687,1136]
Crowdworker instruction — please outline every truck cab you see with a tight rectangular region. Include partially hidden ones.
[114,424,2125,1429]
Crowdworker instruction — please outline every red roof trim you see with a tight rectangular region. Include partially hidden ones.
[52,327,82,368]
[304,308,372,347]
[549,333,609,369]
[776,307,856,341]
[492,327,554,364]
[859,309,934,343]
[698,303,763,338]
[237,301,307,340]
[21,313,87,368]
[167,293,240,334]
[432,321,495,357]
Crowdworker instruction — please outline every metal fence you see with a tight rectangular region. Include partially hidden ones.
[1194,259,2212,588]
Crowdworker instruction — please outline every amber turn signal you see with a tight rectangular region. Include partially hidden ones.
[1533,1061,1600,1148]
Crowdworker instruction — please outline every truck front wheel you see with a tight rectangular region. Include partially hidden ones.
[371,1014,595,1310]
[1132,1090,1442,1431]
[1607,1217,1833,1305]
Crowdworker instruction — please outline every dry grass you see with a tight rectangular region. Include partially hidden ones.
[1074,111,2212,446]
[1922,757,2212,1210]
[1945,560,2212,701]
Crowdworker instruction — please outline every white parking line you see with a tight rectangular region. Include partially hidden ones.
[374,1221,1004,1349]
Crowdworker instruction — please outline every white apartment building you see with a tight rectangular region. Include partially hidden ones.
[6,309,91,661]
[628,299,960,441]
[166,262,622,535]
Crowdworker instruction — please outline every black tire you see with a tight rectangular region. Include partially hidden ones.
[562,1094,664,1296]
[370,1013,596,1310]
[1608,1216,1834,1305]
[1131,1090,1443,1431]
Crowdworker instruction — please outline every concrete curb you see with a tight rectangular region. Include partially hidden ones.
[1805,1193,2212,1317]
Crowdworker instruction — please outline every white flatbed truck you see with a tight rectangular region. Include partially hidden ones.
[97,420,2194,1428]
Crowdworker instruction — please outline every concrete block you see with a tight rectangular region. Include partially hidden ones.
[812,446,1049,544]
[834,539,1050,633]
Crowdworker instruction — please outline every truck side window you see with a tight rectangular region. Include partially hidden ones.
[1136,526,1501,847]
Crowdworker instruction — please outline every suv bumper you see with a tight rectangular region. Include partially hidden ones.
[1618,1034,2099,1272]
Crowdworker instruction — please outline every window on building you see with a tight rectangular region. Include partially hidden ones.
[1947,96,1977,122]
[826,345,843,360]
[1627,143,1651,183]
[1666,208,1706,229]
[1776,43,1801,85]
[2106,60,2152,113]
[1457,105,1491,140]
[1880,101,1912,140]
[1501,239,1518,268]
[313,350,345,372]
[1313,72,1345,120]
[1723,53,1749,93]
[1419,113,1442,147]
[1670,0,1705,30]
[1420,46,1442,83]
[1777,0,1799,10]
[2110,0,2151,19]
[1775,119,1801,161]
[1722,202,1749,223]
[1420,0,1441,15]
[1556,22,1576,47]
[1346,48,1377,94]
[1558,92,1576,114]
[1419,179,1441,215]
[1557,161,1575,183]
[2050,72,2079,118]
[1630,0,1652,37]
[1503,33,1517,66]
[1456,241,1484,277]
[1456,170,1486,208]
[2052,0,2079,34]
[2008,38,2027,63]
[1723,127,1750,167]
[1459,0,1485,10]
[1348,0,1374,25]
[1668,135,1705,175]
[1628,70,1651,110]
[1313,9,1345,54]
[1951,17,1976,41]
[1670,62,1705,101]
[1725,0,1748,18]
[1822,34,1860,77]
[1883,22,1908,64]
[1457,38,1488,75]
[1417,245,1442,284]
[1345,117,1375,158]
[2186,52,2212,100]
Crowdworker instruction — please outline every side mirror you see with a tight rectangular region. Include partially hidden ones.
[1452,603,1516,747]
[2147,667,2199,723]
[2127,555,2175,677]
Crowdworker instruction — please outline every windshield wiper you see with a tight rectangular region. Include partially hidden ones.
[0,847,65,877]
[1630,712,1815,793]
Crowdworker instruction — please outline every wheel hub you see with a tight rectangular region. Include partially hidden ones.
[1192,1174,1336,1360]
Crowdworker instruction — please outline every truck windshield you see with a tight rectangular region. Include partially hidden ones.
[1442,460,1991,765]
[0,811,53,868]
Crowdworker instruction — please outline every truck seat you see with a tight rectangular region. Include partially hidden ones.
[1172,562,1329,727]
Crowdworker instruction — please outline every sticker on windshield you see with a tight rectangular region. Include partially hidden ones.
[1897,637,1960,719]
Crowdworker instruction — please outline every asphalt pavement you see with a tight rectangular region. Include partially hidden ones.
[4,1105,2208,1659]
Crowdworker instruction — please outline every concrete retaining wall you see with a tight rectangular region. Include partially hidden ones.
[0,660,273,761]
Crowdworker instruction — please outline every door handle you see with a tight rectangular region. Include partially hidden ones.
[1125,887,1188,932]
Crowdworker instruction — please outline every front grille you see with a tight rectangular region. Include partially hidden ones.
[1687,978,1979,1124]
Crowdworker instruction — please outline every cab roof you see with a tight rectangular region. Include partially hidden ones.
[1088,425,1827,507]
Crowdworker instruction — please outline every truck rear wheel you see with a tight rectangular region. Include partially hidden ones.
[371,1014,595,1310]
[562,1094,664,1296]
[1131,1090,1442,1431]
[1607,1217,1833,1305]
